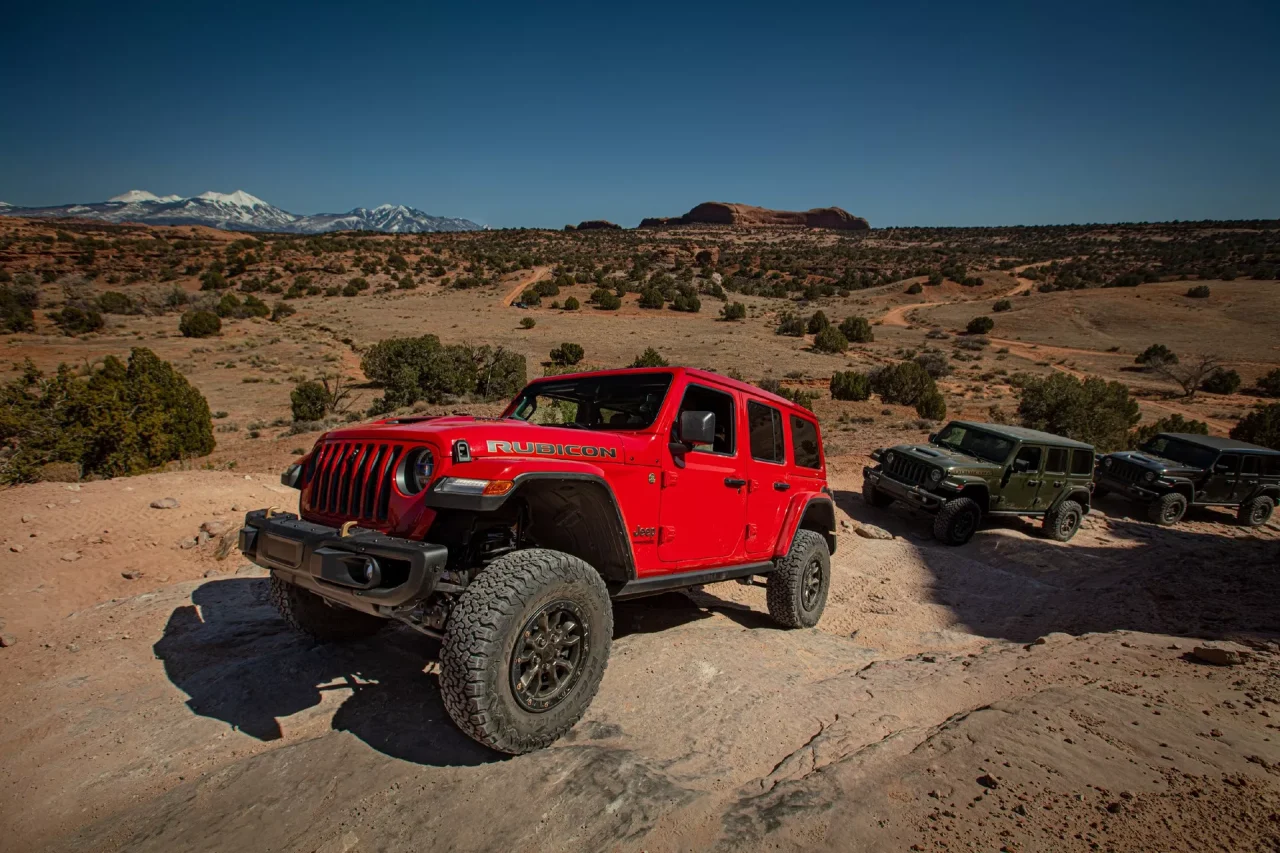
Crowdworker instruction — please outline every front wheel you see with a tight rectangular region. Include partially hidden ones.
[767,529,831,628]
[1237,495,1275,527]
[270,575,387,642]
[933,497,982,545]
[439,549,612,754]
[1147,492,1188,526]
[862,478,894,509]
[1043,499,1084,542]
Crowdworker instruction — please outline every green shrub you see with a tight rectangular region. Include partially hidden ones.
[520,317,536,329]
[291,381,330,422]
[838,315,873,343]
[342,283,360,297]
[914,350,952,378]
[915,388,947,420]
[1015,372,1140,451]
[1256,368,1280,397]
[200,270,228,290]
[870,361,937,406]
[1130,414,1208,448]
[812,325,848,354]
[271,301,296,322]
[348,277,370,292]
[0,349,214,483]
[1231,403,1280,450]
[775,312,805,336]
[0,285,38,333]
[179,309,221,338]
[631,347,668,368]
[242,295,270,318]
[593,290,621,310]
[98,291,134,314]
[1135,343,1177,368]
[720,302,746,321]
[534,279,560,298]
[993,299,1012,312]
[563,296,580,311]
[807,310,830,334]
[1186,285,1211,298]
[905,282,923,295]
[361,335,526,410]
[830,370,871,401]
[550,342,584,366]
[670,289,701,312]
[1201,368,1241,395]
[966,316,994,335]
[215,293,242,317]
[638,288,665,309]
[53,306,105,335]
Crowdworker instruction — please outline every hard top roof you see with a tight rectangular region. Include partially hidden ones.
[1159,433,1280,454]
[525,366,814,418]
[951,421,1094,450]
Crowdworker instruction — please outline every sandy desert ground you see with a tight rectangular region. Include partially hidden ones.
[1,217,1278,851]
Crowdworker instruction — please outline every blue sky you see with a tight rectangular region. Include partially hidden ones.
[1,0,1277,227]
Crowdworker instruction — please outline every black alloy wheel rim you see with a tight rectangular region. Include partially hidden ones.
[1163,501,1183,524]
[953,511,977,540]
[510,600,588,713]
[1060,511,1080,537]
[801,558,823,610]
[1252,503,1269,524]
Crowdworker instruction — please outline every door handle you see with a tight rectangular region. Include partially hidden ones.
[1052,481,1063,488]
[773,481,792,491]
[724,477,747,488]
[1026,480,1041,487]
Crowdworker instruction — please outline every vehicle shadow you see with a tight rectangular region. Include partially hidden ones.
[613,590,777,637]
[153,579,503,767]
[833,487,1280,645]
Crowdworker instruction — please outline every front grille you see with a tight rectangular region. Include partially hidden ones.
[884,454,936,486]
[1108,459,1149,484]
[307,441,405,523]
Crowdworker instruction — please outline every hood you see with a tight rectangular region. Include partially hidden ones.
[1108,450,1204,476]
[888,443,1001,474]
[315,415,657,465]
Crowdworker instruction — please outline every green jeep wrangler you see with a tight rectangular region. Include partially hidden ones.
[862,421,1096,545]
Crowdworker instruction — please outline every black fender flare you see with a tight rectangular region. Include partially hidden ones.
[785,494,837,556]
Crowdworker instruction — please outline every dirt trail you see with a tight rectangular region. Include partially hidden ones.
[501,266,552,306]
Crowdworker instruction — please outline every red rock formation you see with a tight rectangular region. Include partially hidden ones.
[574,220,622,231]
[639,202,869,231]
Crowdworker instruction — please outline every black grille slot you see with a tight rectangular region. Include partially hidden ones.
[306,441,404,524]
[1110,459,1148,484]
[884,454,935,486]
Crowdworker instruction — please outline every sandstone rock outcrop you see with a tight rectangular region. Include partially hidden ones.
[640,202,869,231]
[571,220,622,231]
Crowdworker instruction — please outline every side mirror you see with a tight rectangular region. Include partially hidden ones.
[678,410,716,446]
[1013,458,1031,473]
[928,433,938,443]
[1214,463,1232,473]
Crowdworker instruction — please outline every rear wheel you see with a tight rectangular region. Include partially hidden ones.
[1043,499,1084,542]
[1148,492,1188,526]
[269,575,387,642]
[766,529,830,629]
[1237,495,1275,527]
[862,478,894,509]
[933,497,982,545]
[439,549,612,754]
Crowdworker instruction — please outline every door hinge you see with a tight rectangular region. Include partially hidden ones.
[745,523,758,540]
[660,525,676,543]
[663,471,679,488]
[748,478,760,493]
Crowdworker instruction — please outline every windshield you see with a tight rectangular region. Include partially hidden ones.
[933,423,1015,464]
[507,372,673,430]
[1139,435,1216,469]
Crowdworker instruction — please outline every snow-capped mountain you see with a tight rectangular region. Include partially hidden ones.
[0,190,482,234]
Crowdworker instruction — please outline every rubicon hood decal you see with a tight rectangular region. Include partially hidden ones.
[487,440,618,459]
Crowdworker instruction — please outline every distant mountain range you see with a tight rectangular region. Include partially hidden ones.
[0,190,483,234]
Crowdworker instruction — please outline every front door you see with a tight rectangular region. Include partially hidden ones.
[658,383,746,564]
[1001,445,1044,510]
[744,400,790,558]
[1202,453,1240,502]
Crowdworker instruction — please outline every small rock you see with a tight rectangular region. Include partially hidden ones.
[69,498,80,505]
[179,537,198,550]
[977,773,999,789]
[201,519,230,536]
[66,643,80,653]
[1107,802,1123,814]
[231,504,245,512]
[45,503,56,509]
[150,497,180,510]
[855,523,894,541]
[1209,728,1223,737]
[0,634,16,648]
[236,564,267,576]
[65,483,81,491]
[203,568,222,578]
[61,552,81,562]
[1013,803,1027,816]
[21,514,35,523]
[121,570,142,580]
[1191,645,1247,666]
[9,544,24,553]
[197,530,211,545]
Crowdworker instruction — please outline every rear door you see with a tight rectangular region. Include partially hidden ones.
[1234,455,1260,501]
[658,382,747,564]
[744,399,790,558]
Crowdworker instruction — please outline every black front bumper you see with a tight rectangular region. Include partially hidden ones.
[863,467,947,510]
[1095,471,1158,501]
[238,509,448,611]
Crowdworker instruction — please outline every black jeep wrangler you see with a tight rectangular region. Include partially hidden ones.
[1095,432,1280,527]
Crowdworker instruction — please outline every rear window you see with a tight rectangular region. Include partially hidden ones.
[1070,449,1094,475]
[789,415,821,469]
[1265,455,1280,477]
[748,401,785,464]
[1045,447,1068,474]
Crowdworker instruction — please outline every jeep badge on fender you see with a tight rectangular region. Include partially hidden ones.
[238,366,836,754]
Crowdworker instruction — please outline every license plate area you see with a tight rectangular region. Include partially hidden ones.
[261,533,304,568]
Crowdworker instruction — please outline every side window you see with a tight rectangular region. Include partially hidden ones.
[1070,449,1094,475]
[1215,453,1240,474]
[1241,455,1259,476]
[790,415,821,469]
[1013,445,1042,472]
[1264,455,1280,477]
[677,384,735,455]
[748,401,785,464]
[1045,447,1068,474]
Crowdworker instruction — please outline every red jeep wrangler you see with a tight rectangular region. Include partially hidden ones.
[238,367,836,752]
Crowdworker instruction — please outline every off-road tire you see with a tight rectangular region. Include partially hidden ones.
[269,574,387,642]
[439,549,612,754]
[1043,499,1084,542]
[933,497,982,545]
[766,529,831,629]
[1147,492,1188,526]
[1237,495,1275,527]
[862,478,894,509]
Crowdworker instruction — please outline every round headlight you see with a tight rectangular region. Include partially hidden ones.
[1103,457,1113,468]
[1143,470,1156,483]
[885,451,895,464]
[398,447,435,495]
[929,468,943,483]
